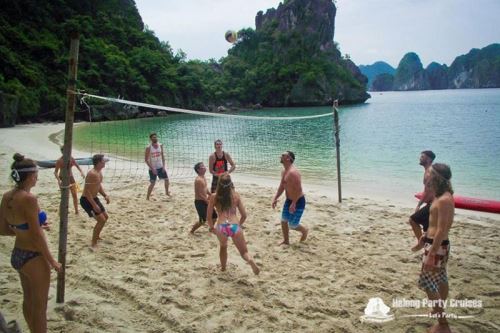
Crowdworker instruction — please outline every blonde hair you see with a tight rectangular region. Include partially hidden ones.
[215,173,234,212]
[429,163,453,197]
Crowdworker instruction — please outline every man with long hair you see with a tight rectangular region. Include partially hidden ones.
[418,163,454,333]
[272,151,308,245]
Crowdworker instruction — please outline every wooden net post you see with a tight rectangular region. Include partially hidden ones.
[57,32,80,303]
[333,100,342,203]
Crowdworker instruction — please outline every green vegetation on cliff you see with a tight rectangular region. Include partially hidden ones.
[0,0,368,123]
[0,0,203,121]
[448,43,500,88]
[392,52,429,91]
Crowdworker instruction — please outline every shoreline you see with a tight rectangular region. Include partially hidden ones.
[0,123,499,332]
[1,122,497,220]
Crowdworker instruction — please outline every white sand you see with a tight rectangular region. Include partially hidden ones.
[0,124,499,333]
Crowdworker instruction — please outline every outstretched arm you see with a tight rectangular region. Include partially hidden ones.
[272,174,285,209]
[54,160,62,187]
[226,153,236,173]
[237,194,247,225]
[208,154,215,175]
[207,195,216,232]
[160,144,166,170]
[25,195,61,272]
[144,147,153,170]
[99,184,109,204]
[73,157,85,177]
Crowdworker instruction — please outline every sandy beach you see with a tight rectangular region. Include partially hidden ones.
[1,124,499,333]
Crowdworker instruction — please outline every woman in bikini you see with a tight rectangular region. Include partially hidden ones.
[207,173,259,275]
[0,153,62,333]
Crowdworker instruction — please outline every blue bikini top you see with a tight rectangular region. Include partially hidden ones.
[10,211,47,230]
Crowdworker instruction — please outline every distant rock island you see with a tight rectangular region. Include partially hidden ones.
[358,62,395,90]
[239,0,370,106]
[360,43,500,91]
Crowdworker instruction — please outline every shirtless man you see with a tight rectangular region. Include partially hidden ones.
[272,151,308,245]
[54,147,85,214]
[409,150,436,251]
[145,133,170,200]
[191,162,217,234]
[80,154,110,249]
[417,163,454,333]
[208,139,236,193]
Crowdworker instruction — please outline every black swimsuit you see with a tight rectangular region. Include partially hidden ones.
[11,248,40,271]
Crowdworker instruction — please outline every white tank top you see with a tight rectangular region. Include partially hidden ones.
[148,144,163,169]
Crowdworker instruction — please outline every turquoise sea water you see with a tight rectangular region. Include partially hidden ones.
[75,89,500,201]
[340,89,500,200]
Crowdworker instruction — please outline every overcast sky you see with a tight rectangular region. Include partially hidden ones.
[134,0,500,68]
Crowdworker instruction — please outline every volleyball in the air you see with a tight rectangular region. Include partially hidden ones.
[225,30,238,43]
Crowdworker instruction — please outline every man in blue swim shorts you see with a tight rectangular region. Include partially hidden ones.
[272,151,308,245]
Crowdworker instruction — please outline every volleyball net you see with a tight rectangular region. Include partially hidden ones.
[71,93,336,187]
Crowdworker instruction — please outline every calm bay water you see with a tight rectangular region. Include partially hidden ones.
[75,89,500,201]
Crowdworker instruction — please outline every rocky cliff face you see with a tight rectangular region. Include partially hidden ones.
[448,44,500,88]
[256,0,336,53]
[371,73,394,91]
[426,62,448,89]
[393,53,429,90]
[251,0,369,105]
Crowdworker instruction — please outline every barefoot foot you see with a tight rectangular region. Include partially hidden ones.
[300,228,309,242]
[249,260,260,275]
[412,243,424,252]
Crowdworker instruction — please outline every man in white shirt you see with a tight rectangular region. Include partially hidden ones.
[145,133,170,200]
